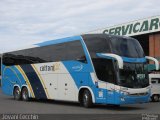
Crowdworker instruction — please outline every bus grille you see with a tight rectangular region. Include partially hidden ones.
[129,92,148,96]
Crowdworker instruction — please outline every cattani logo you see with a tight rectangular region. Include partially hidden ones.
[40,63,60,71]
[72,64,83,71]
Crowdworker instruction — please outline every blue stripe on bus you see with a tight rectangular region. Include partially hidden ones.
[96,53,146,63]
[20,65,47,99]
[2,65,26,96]
[121,57,146,63]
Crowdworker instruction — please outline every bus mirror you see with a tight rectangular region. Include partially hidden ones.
[96,53,123,69]
[145,56,159,70]
[77,56,87,63]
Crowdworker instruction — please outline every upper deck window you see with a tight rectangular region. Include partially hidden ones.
[110,37,144,58]
[83,34,144,58]
[3,40,85,66]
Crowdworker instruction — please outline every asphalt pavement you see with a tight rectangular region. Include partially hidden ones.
[0,88,159,120]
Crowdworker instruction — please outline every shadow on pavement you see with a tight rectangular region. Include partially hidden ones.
[5,98,146,111]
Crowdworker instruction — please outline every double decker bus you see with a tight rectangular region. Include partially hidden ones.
[1,34,157,107]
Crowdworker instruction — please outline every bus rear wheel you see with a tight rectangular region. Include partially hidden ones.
[21,87,29,101]
[82,90,93,108]
[13,87,21,100]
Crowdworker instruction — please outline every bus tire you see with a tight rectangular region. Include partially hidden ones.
[82,89,93,108]
[114,105,120,107]
[13,87,21,100]
[151,94,159,102]
[21,87,29,101]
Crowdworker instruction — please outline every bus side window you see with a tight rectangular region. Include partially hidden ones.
[3,40,87,66]
[151,80,156,84]
[3,56,15,66]
[151,78,160,84]
[65,40,88,63]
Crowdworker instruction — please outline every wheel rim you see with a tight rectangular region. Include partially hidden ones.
[154,95,159,101]
[14,88,20,99]
[83,93,88,106]
[22,91,27,100]
[22,89,28,100]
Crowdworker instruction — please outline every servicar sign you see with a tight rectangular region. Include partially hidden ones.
[102,16,160,36]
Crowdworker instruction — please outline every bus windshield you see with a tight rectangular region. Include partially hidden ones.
[119,62,149,88]
[110,36,144,58]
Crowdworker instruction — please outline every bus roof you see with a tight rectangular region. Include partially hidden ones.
[35,36,82,47]
[2,35,82,54]
[35,34,129,47]
[2,34,133,54]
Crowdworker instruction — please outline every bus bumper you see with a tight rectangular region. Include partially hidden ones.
[118,94,150,105]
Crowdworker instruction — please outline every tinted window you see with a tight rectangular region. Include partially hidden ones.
[151,78,160,83]
[151,81,156,84]
[119,62,149,88]
[92,58,117,84]
[3,40,86,66]
[83,35,111,58]
[110,37,144,58]
[83,35,117,84]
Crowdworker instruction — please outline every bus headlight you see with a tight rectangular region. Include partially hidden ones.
[120,97,125,101]
[123,91,129,95]
[120,90,129,95]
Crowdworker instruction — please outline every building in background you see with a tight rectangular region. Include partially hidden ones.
[88,15,160,64]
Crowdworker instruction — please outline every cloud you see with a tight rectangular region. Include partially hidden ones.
[0,0,160,52]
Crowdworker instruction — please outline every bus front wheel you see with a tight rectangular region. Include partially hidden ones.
[13,87,21,100]
[151,94,159,102]
[82,90,93,108]
[21,87,29,101]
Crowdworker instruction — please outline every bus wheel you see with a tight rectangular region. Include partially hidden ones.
[13,87,21,100]
[152,95,159,102]
[21,87,29,101]
[82,90,93,108]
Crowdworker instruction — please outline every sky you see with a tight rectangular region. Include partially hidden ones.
[0,0,160,53]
